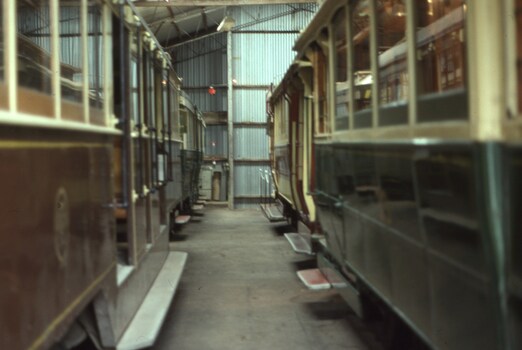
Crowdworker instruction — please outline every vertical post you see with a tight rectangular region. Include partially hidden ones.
[468,1,504,141]
[227,30,234,209]
[347,4,354,130]
[6,1,16,113]
[82,0,89,123]
[406,0,417,129]
[369,0,378,128]
[327,23,335,133]
[103,3,113,127]
[51,0,61,120]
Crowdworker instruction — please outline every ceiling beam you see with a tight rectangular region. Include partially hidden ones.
[133,0,316,7]
[164,24,220,49]
[147,6,224,27]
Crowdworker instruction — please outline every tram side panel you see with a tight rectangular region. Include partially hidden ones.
[505,146,522,350]
[302,0,504,348]
[315,142,500,349]
[0,129,115,350]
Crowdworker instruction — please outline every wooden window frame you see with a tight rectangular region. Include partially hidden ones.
[331,5,351,132]
[59,2,85,122]
[0,1,7,110]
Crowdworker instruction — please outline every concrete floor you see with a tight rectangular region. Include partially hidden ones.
[154,206,382,350]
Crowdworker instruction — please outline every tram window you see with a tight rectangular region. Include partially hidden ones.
[416,0,468,122]
[60,4,83,118]
[162,71,169,137]
[378,0,408,125]
[156,66,167,137]
[88,3,104,114]
[146,53,158,186]
[17,0,53,117]
[0,3,5,109]
[130,56,139,126]
[313,42,330,135]
[159,69,169,183]
[145,52,155,127]
[333,7,349,131]
[170,82,180,139]
[516,0,522,113]
[129,30,141,128]
[352,0,372,128]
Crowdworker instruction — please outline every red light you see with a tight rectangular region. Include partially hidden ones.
[208,86,216,95]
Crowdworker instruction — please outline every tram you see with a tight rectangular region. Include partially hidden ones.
[0,1,202,349]
[270,0,521,349]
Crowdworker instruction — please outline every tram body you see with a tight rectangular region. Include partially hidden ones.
[0,1,201,349]
[271,0,522,349]
[269,63,317,230]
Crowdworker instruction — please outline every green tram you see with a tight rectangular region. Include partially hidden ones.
[270,0,521,348]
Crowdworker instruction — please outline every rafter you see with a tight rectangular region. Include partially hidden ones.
[147,6,224,27]
[164,25,220,49]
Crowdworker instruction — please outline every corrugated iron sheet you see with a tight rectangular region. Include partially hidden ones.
[174,34,227,112]
[205,125,228,157]
[228,4,316,205]
[233,89,269,123]
[234,127,269,159]
[232,33,298,86]
[234,164,271,196]
[59,7,82,73]
[18,5,51,53]
[173,34,227,83]
[170,4,318,207]
[183,89,227,113]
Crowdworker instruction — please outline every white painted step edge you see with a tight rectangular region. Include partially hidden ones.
[117,251,188,350]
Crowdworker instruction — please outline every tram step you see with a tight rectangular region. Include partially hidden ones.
[284,233,313,255]
[193,204,204,211]
[116,251,188,350]
[260,203,285,222]
[297,268,331,291]
[175,215,191,225]
[196,199,206,205]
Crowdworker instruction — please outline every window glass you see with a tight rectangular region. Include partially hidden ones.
[333,8,349,131]
[378,0,407,105]
[17,1,52,99]
[130,56,139,126]
[416,0,466,95]
[159,68,168,183]
[146,52,155,126]
[516,0,522,112]
[352,0,372,128]
[0,3,6,108]
[88,3,104,111]
[129,31,140,127]
[170,80,180,139]
[60,4,82,106]
[313,43,329,134]
[162,70,168,133]
[146,52,158,186]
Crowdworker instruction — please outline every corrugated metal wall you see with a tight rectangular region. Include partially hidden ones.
[173,33,227,112]
[230,4,316,208]
[233,34,298,86]
[233,89,269,123]
[234,164,271,197]
[205,125,228,157]
[171,4,317,208]
[233,127,268,159]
